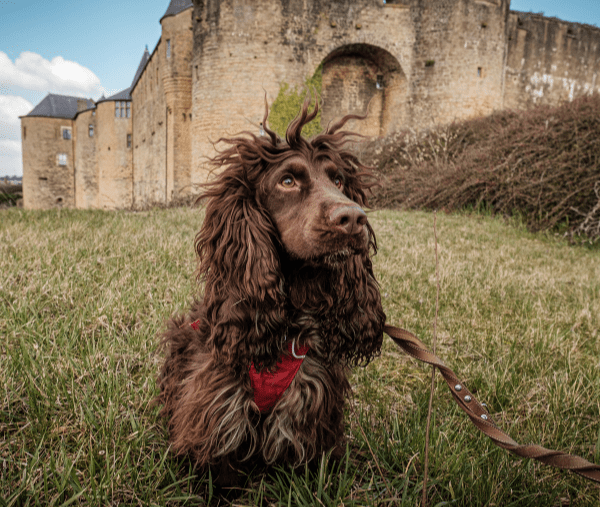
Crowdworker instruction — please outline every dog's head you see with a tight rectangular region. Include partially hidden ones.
[195,94,384,368]
[258,105,377,266]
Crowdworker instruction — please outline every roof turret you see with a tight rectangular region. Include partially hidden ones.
[130,46,151,91]
[160,0,193,22]
[96,87,132,104]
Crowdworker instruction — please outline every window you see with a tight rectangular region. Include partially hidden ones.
[23,127,26,140]
[376,75,384,89]
[58,153,67,166]
[62,127,72,140]
[89,124,94,137]
[127,134,132,148]
[115,101,129,118]
[478,67,483,78]
[166,39,171,59]
[92,110,96,116]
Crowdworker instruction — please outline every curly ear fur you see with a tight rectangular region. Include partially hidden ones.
[194,165,287,370]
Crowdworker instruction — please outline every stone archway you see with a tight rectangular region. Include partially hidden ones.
[320,44,407,137]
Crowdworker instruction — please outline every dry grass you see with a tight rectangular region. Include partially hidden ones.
[1,206,599,506]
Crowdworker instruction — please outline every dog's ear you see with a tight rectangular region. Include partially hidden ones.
[195,171,286,368]
[341,160,370,208]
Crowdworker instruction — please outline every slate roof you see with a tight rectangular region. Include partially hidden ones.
[161,0,193,22]
[25,93,95,119]
[130,46,152,92]
[96,87,132,104]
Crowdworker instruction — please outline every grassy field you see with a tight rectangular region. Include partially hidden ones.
[1,207,599,506]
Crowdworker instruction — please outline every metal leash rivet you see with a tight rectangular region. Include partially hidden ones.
[464,395,472,402]
[454,384,462,391]
[481,414,488,420]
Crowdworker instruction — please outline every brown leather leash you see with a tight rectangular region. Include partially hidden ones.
[383,324,600,484]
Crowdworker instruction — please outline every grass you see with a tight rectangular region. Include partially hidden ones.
[1,206,599,506]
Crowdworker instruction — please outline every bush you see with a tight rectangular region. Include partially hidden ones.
[268,66,323,138]
[0,183,22,207]
[364,94,600,242]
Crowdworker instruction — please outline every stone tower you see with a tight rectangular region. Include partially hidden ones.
[21,94,93,209]
[75,88,133,210]
[188,0,511,179]
[131,0,193,206]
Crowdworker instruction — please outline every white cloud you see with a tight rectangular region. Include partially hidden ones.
[0,139,23,177]
[0,51,108,177]
[0,96,31,177]
[0,139,21,157]
[0,95,33,139]
[0,51,106,100]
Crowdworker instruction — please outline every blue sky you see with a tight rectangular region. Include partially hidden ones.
[1,0,600,177]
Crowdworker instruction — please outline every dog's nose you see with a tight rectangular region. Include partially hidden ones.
[330,205,367,235]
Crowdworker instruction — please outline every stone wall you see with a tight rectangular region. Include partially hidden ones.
[408,0,509,124]
[131,8,193,206]
[190,0,415,179]
[161,11,194,199]
[95,101,133,209]
[504,11,600,109]
[321,53,383,136]
[321,45,409,136]
[132,42,168,206]
[74,109,98,208]
[21,116,75,209]
[190,0,512,179]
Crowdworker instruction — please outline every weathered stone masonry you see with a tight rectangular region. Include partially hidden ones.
[21,0,600,209]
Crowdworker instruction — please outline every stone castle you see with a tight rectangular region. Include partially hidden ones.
[21,0,600,210]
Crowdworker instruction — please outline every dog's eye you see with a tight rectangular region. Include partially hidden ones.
[334,176,343,188]
[281,176,295,188]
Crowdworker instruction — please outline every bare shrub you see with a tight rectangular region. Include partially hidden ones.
[364,94,600,242]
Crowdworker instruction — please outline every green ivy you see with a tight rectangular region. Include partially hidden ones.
[268,65,323,139]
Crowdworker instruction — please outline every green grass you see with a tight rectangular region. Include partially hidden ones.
[1,207,599,506]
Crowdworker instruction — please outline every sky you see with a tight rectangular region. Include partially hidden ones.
[1,0,600,177]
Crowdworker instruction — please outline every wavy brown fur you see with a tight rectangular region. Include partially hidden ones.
[156,94,386,484]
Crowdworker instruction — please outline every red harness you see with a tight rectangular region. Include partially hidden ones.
[190,320,309,412]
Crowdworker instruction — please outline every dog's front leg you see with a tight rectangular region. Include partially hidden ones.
[260,357,350,466]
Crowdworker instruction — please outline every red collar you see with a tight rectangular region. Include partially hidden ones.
[249,339,309,412]
[190,320,309,412]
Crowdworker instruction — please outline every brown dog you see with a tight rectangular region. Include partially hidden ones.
[156,96,386,484]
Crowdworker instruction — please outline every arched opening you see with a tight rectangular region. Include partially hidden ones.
[320,44,407,137]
